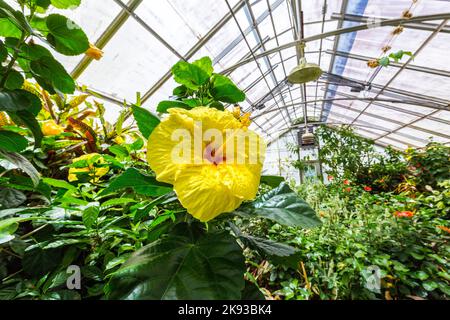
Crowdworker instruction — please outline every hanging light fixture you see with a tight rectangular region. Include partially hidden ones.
[287,57,323,84]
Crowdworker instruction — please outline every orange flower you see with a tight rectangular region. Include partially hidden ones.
[344,187,351,192]
[437,226,450,234]
[85,43,103,60]
[364,186,372,192]
[394,211,414,218]
[343,179,350,185]
[327,175,334,181]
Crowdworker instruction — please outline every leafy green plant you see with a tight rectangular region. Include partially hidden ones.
[246,180,449,300]
[316,125,408,192]
[157,56,245,113]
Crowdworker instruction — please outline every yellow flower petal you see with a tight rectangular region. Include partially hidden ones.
[147,107,266,222]
[173,165,251,222]
[85,43,103,60]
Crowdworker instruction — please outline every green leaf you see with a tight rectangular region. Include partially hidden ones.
[42,177,77,192]
[12,110,43,147]
[1,70,24,90]
[101,198,136,210]
[0,216,37,233]
[82,205,99,229]
[192,56,213,77]
[172,85,189,98]
[0,40,7,61]
[132,105,160,139]
[46,14,89,55]
[0,188,26,209]
[0,89,42,113]
[210,74,245,103]
[109,145,129,158]
[208,101,225,111]
[236,183,321,228]
[0,130,28,152]
[378,57,390,67]
[99,168,172,197]
[0,18,21,38]
[172,60,210,90]
[30,55,75,94]
[50,0,81,9]
[241,281,265,300]
[0,150,41,186]
[156,100,192,113]
[23,247,63,277]
[260,175,285,188]
[0,2,32,35]
[230,223,299,268]
[29,0,51,11]
[106,223,245,299]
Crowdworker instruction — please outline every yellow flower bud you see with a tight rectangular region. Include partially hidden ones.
[85,43,104,60]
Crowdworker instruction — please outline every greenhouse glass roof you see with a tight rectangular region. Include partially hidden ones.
[9,0,449,151]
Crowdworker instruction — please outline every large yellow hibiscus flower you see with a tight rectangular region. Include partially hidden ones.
[147,107,266,222]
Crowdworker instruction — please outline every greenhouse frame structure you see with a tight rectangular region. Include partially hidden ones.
[29,0,449,154]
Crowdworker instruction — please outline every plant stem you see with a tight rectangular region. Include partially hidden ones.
[0,33,27,88]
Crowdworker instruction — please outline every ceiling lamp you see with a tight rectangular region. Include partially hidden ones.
[287,58,323,84]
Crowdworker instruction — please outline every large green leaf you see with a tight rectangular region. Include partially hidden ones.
[42,177,77,192]
[23,247,63,277]
[171,59,211,90]
[107,223,246,300]
[156,100,192,113]
[0,188,26,209]
[1,70,24,90]
[0,150,41,186]
[0,1,32,34]
[0,18,21,38]
[82,205,99,229]
[0,89,42,113]
[210,74,245,103]
[30,55,75,94]
[231,224,297,257]
[260,175,285,188]
[0,130,28,152]
[46,14,89,55]
[192,56,213,77]
[132,105,160,139]
[50,0,81,9]
[11,110,43,147]
[99,168,172,197]
[236,183,321,228]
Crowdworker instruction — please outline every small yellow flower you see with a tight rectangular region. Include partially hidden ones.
[85,43,103,60]
[232,106,241,119]
[68,153,109,183]
[231,106,252,128]
[147,107,265,222]
[367,59,379,68]
[42,120,64,136]
[240,112,252,128]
